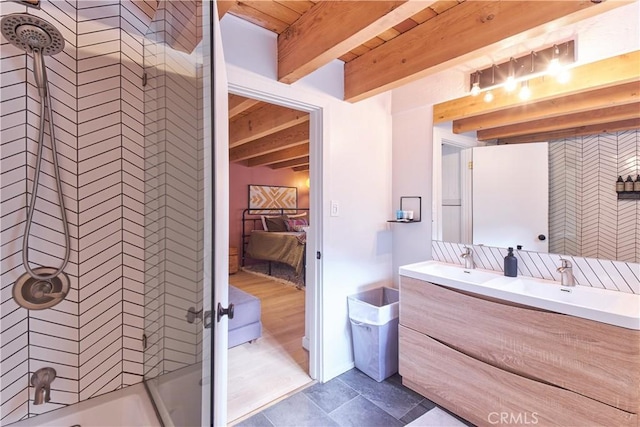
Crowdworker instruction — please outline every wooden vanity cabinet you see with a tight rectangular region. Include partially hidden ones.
[398,275,640,427]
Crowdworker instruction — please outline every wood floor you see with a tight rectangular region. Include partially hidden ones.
[227,271,311,424]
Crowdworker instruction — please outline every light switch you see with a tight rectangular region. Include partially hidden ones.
[330,200,339,217]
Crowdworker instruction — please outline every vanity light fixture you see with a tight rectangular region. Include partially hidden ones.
[469,40,575,100]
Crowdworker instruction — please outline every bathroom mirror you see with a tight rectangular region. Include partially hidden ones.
[432,124,640,263]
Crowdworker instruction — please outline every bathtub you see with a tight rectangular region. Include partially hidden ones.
[7,383,160,427]
[399,260,640,330]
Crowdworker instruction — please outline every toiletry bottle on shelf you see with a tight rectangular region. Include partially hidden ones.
[616,176,625,193]
[625,175,634,192]
[504,247,518,277]
[635,175,640,192]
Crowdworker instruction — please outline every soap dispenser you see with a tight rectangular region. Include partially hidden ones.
[504,247,518,277]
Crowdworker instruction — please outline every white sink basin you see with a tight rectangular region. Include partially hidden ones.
[399,260,640,330]
[399,261,499,287]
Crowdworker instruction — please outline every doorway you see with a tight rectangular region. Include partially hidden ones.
[224,90,322,423]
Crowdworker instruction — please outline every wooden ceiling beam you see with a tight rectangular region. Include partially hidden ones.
[229,104,309,148]
[278,0,437,84]
[477,102,640,141]
[217,1,235,19]
[453,81,640,134]
[247,144,310,167]
[344,0,624,102]
[229,122,309,162]
[497,118,640,145]
[435,51,640,124]
[269,156,310,170]
[228,94,262,119]
[293,165,309,172]
[228,2,290,33]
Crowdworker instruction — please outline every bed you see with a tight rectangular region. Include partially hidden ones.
[241,208,309,276]
[241,185,309,283]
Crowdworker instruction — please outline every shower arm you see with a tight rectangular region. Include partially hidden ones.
[21,73,71,282]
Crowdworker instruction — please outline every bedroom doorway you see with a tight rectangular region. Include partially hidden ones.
[225,90,320,424]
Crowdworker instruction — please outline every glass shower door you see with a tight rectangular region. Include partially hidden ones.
[142,0,213,425]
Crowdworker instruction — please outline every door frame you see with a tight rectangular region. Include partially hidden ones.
[224,82,324,380]
[432,124,478,244]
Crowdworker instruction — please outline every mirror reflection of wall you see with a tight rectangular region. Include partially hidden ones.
[437,129,640,263]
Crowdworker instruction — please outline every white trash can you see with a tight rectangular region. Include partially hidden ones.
[347,287,399,382]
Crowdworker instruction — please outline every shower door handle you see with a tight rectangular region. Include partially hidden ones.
[216,303,235,323]
[203,310,213,329]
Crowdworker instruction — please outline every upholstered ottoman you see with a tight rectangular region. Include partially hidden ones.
[228,285,262,348]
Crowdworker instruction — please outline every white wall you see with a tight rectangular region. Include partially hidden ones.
[391,2,640,283]
[220,15,393,382]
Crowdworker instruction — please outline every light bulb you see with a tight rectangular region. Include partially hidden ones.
[548,58,561,75]
[504,76,517,92]
[483,90,494,103]
[519,81,531,100]
[548,44,561,75]
[557,68,571,84]
[471,82,480,97]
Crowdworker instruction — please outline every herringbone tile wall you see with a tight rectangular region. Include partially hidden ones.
[0,1,203,423]
[549,130,639,263]
[432,240,640,294]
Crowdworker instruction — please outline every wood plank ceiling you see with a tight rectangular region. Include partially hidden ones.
[222,0,638,170]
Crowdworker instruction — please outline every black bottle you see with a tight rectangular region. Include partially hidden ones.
[635,175,640,192]
[616,176,625,193]
[504,247,518,277]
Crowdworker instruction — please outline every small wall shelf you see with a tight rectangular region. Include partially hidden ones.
[388,196,422,223]
[618,192,640,200]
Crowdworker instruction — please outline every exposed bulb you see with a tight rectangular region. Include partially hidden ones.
[548,44,561,75]
[504,76,517,92]
[483,90,494,103]
[556,68,571,84]
[519,81,531,100]
[547,58,561,75]
[471,82,480,97]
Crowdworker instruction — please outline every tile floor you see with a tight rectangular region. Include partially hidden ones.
[235,368,475,427]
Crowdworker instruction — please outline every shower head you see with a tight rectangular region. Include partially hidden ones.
[1,13,64,55]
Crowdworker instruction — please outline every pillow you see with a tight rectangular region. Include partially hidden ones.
[263,215,288,232]
[285,218,308,232]
[260,215,279,230]
[287,212,308,223]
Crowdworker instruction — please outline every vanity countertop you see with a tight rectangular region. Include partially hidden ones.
[399,260,640,330]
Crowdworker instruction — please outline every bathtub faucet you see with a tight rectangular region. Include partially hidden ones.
[460,246,475,269]
[31,367,56,405]
[557,258,575,287]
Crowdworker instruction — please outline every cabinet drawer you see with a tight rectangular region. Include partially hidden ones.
[399,326,636,427]
[400,276,640,413]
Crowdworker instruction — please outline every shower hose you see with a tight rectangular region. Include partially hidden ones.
[22,48,71,281]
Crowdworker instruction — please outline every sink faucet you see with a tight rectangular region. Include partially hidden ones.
[31,367,56,405]
[557,258,575,287]
[460,246,475,269]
